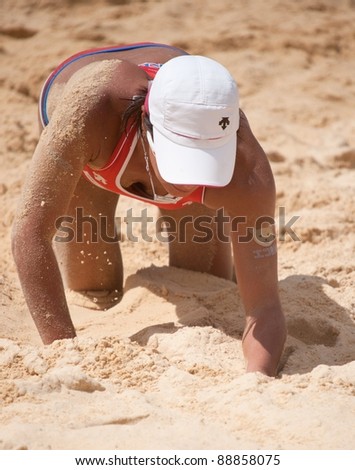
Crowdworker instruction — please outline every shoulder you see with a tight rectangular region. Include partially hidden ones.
[51,59,148,117]
[48,61,120,126]
[48,59,144,138]
[204,110,275,216]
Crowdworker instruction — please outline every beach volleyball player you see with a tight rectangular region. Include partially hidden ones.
[12,43,286,376]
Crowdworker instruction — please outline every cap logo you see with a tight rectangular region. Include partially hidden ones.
[219,117,230,130]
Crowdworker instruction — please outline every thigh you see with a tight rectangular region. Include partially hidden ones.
[53,176,123,296]
[159,203,234,281]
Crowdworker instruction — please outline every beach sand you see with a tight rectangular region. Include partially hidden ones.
[0,0,354,449]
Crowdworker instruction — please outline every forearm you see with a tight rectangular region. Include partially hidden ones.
[12,235,76,344]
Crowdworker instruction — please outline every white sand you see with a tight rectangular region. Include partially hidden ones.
[0,0,354,450]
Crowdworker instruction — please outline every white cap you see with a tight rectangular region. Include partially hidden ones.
[147,55,239,187]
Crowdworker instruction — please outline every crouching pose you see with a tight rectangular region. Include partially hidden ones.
[12,42,286,376]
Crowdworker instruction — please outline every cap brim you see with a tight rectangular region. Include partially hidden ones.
[152,128,237,187]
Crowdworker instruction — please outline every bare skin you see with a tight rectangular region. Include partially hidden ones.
[12,45,286,376]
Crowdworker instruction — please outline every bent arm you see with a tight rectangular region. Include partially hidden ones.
[205,110,286,376]
[229,148,286,375]
[12,83,99,343]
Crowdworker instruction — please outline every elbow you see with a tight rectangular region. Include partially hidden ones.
[11,220,21,263]
[11,218,42,269]
[12,210,56,272]
[12,216,55,270]
[11,221,27,269]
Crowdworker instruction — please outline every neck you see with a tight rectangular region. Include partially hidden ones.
[139,134,183,204]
